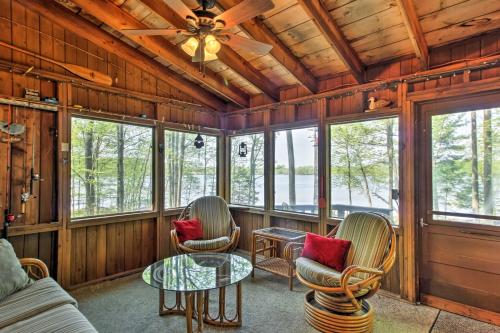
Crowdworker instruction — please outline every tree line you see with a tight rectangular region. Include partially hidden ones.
[71,118,153,217]
[432,109,498,216]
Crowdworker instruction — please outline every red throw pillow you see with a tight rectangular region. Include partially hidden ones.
[301,233,351,272]
[172,219,203,243]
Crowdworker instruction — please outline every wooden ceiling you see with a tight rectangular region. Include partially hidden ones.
[46,0,500,108]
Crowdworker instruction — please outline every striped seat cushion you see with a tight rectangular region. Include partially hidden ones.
[336,212,391,279]
[0,303,96,333]
[0,277,77,329]
[296,257,361,288]
[184,236,230,251]
[189,196,232,240]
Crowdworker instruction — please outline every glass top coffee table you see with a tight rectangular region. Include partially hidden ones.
[143,253,252,333]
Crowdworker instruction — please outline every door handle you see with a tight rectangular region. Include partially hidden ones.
[419,218,428,228]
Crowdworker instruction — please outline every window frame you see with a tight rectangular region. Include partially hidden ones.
[162,125,223,212]
[327,114,401,225]
[227,130,266,209]
[419,93,500,230]
[271,122,320,216]
[69,114,157,221]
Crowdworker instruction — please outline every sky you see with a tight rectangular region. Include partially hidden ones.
[274,127,317,168]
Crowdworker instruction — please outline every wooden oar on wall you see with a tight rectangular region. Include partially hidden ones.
[0,41,113,86]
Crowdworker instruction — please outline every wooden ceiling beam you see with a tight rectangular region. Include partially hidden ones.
[16,0,227,110]
[297,0,365,84]
[217,0,319,94]
[70,0,249,107]
[140,0,280,101]
[396,0,429,69]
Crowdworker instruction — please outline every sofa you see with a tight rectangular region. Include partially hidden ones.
[0,240,96,333]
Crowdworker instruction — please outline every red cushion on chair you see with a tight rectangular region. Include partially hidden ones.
[172,219,203,243]
[301,232,351,272]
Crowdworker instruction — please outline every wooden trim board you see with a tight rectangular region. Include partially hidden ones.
[421,294,500,326]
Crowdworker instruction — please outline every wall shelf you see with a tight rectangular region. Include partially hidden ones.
[0,96,59,112]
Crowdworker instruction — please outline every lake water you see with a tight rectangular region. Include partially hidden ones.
[255,174,391,209]
[72,174,393,214]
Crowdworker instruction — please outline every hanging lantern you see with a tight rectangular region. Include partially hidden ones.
[194,133,204,149]
[238,142,247,157]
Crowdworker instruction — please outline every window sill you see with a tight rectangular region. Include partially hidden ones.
[70,211,158,228]
[229,205,266,214]
[2,222,61,236]
[269,210,319,223]
[163,208,184,216]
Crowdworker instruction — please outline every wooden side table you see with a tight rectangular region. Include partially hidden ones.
[251,227,307,290]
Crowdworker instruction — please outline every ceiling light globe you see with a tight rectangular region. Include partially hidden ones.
[181,37,199,57]
[204,52,218,61]
[205,35,221,54]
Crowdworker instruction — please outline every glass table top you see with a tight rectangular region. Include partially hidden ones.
[255,227,307,240]
[142,253,253,292]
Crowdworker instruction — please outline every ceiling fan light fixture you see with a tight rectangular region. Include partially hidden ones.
[181,37,199,57]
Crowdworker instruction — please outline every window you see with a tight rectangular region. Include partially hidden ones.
[274,127,318,214]
[230,133,265,207]
[431,108,499,225]
[164,130,218,208]
[330,118,399,223]
[70,117,153,218]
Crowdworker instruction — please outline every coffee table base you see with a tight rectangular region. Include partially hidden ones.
[159,282,243,333]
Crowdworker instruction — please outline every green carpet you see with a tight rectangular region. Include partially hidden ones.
[71,269,499,333]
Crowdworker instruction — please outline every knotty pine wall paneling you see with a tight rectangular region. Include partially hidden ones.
[69,219,155,287]
[9,231,58,277]
[231,210,265,253]
[0,0,221,288]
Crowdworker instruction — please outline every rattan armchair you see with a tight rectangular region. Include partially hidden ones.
[284,212,396,333]
[170,196,240,254]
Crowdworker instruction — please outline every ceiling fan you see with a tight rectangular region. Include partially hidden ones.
[122,0,275,63]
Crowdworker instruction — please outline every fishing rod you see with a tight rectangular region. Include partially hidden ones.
[20,112,40,214]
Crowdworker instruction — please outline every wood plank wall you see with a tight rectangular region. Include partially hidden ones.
[0,0,499,303]
[70,219,155,286]
[0,0,220,288]
[9,231,58,276]
[227,30,500,297]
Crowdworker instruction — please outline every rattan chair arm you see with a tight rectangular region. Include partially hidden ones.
[284,242,304,263]
[284,242,305,267]
[340,265,383,292]
[296,270,343,293]
[229,226,240,252]
[170,228,179,244]
[19,258,49,280]
[326,224,340,237]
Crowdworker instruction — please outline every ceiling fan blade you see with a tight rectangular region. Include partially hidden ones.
[165,0,198,22]
[220,33,273,55]
[214,0,274,29]
[121,29,186,37]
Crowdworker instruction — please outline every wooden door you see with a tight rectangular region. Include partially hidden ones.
[418,93,500,315]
